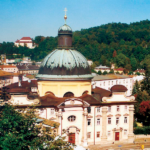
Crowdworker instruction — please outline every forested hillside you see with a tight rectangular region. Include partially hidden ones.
[1,20,150,71]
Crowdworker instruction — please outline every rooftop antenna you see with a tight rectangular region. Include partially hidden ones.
[64,8,67,24]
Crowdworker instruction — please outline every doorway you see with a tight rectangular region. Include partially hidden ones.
[68,133,75,144]
[115,132,119,141]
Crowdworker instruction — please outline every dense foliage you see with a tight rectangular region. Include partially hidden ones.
[0,104,73,150]
[1,20,150,71]
[134,126,150,135]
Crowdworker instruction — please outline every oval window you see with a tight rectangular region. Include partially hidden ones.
[68,115,76,122]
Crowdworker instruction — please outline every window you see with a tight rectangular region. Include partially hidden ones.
[124,105,127,111]
[51,108,55,115]
[112,81,113,85]
[103,82,105,86]
[68,115,76,122]
[87,107,91,113]
[87,119,91,126]
[87,132,91,138]
[124,117,127,123]
[97,107,100,113]
[108,106,111,112]
[108,131,111,136]
[117,106,120,112]
[124,129,127,135]
[97,119,100,125]
[108,81,110,85]
[63,92,74,97]
[116,117,119,125]
[108,118,111,124]
[97,132,100,138]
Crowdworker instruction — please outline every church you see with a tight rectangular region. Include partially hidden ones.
[7,10,136,147]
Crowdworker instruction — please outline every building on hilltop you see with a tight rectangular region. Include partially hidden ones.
[5,10,136,146]
[94,65,111,73]
[14,37,35,49]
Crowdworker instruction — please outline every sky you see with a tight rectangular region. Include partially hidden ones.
[0,0,150,43]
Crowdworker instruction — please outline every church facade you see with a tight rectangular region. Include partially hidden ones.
[8,12,136,147]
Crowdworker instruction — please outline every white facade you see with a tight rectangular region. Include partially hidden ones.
[35,91,135,146]
[92,75,133,96]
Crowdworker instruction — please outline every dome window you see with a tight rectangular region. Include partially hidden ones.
[68,115,76,122]
[63,92,74,97]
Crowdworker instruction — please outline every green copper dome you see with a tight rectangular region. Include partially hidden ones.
[36,49,93,80]
[58,24,72,32]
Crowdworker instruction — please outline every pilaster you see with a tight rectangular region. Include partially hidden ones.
[101,106,108,142]
[128,105,135,142]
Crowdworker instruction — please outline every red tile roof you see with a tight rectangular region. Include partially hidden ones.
[111,85,127,92]
[114,68,124,71]
[20,37,32,40]
[0,65,17,68]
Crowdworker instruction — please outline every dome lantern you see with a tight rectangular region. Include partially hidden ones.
[58,8,73,49]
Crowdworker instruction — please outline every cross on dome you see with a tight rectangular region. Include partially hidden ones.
[64,8,67,24]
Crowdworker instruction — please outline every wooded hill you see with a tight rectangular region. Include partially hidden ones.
[1,19,150,72]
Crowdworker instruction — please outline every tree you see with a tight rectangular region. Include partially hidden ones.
[97,70,102,75]
[103,71,108,75]
[113,50,117,57]
[139,101,150,125]
[0,104,73,150]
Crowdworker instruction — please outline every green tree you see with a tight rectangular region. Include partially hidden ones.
[0,104,73,150]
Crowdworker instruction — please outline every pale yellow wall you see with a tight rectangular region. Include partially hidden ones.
[38,80,91,97]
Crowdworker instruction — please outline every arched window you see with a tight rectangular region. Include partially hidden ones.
[63,92,74,97]
[68,115,76,122]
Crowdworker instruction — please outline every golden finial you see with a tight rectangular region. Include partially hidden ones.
[64,8,67,24]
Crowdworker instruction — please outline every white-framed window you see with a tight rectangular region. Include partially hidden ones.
[117,106,120,112]
[108,106,111,112]
[124,129,127,135]
[124,105,127,111]
[50,108,55,115]
[97,131,100,138]
[112,81,113,85]
[87,132,91,138]
[97,107,100,113]
[68,115,76,122]
[124,117,127,123]
[103,82,105,86]
[97,118,100,125]
[108,131,111,136]
[108,81,110,85]
[87,119,91,126]
[108,118,111,124]
[116,117,119,125]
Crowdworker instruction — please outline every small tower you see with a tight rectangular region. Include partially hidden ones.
[58,8,73,49]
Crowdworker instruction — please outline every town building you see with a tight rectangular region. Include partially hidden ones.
[134,69,145,75]
[0,70,19,88]
[14,37,35,49]
[94,65,111,73]
[114,68,124,74]
[0,65,18,73]
[87,60,93,66]
[5,12,135,147]
[16,64,39,74]
[92,75,133,96]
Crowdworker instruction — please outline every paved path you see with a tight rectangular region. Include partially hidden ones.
[88,143,150,150]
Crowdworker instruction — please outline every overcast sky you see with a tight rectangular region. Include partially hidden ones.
[0,0,150,43]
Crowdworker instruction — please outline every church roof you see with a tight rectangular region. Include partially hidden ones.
[36,49,93,80]
[111,85,127,92]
